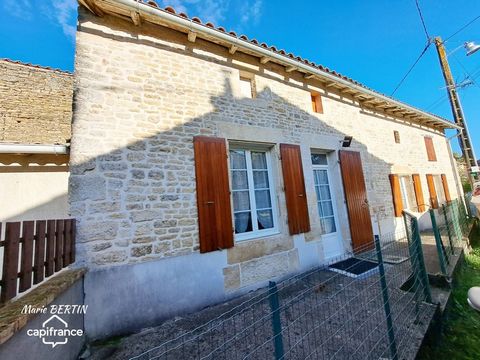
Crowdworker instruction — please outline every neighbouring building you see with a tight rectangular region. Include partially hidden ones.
[0,59,73,223]
[72,0,464,339]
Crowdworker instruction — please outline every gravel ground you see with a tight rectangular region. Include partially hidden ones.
[83,255,437,360]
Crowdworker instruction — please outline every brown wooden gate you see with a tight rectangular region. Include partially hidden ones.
[338,151,374,253]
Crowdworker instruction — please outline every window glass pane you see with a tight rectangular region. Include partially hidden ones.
[313,168,337,234]
[314,170,328,185]
[311,153,327,165]
[233,191,250,211]
[251,152,267,169]
[257,209,274,230]
[235,212,252,233]
[232,170,248,190]
[319,185,331,200]
[400,176,418,211]
[255,190,272,209]
[317,202,324,217]
[253,170,269,189]
[321,201,334,217]
[321,217,336,234]
[434,175,446,204]
[230,150,246,169]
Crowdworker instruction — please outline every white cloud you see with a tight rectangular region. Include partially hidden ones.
[3,0,33,20]
[51,0,77,39]
[240,0,262,25]
[161,0,230,24]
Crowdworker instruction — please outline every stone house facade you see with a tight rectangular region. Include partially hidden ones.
[72,0,463,339]
[0,59,72,222]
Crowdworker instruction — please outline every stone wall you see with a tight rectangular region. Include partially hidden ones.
[71,8,461,281]
[0,59,73,144]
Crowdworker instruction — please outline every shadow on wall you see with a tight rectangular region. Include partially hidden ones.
[70,76,403,266]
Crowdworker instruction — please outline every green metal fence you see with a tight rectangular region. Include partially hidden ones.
[126,229,436,360]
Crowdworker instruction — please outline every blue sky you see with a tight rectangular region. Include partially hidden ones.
[1,0,479,156]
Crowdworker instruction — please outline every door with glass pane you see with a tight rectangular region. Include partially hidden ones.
[311,153,343,259]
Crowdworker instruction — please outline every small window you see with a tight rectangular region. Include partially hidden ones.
[424,137,437,161]
[229,147,277,240]
[311,93,323,114]
[394,131,400,144]
[399,175,417,211]
[239,75,256,99]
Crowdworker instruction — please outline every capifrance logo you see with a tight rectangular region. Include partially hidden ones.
[24,304,88,348]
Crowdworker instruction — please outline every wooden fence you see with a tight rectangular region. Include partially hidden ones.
[0,219,76,304]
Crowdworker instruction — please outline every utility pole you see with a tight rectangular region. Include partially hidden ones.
[434,36,477,188]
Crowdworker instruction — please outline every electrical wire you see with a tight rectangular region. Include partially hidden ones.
[390,0,432,97]
[444,14,480,43]
[390,43,431,96]
[415,0,430,41]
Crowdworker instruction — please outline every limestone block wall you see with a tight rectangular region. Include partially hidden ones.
[0,59,73,144]
[71,7,461,290]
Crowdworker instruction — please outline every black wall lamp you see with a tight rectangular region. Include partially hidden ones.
[341,136,353,148]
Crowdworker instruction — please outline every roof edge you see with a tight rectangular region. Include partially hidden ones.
[0,58,73,75]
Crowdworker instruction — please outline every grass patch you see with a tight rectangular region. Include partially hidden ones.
[419,222,480,360]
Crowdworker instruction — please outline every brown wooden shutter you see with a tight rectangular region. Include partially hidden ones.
[389,174,403,217]
[339,151,374,252]
[426,174,438,209]
[193,136,234,253]
[441,174,451,202]
[280,144,310,235]
[424,137,437,161]
[412,174,426,212]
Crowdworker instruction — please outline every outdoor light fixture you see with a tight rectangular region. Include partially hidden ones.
[341,136,353,148]
[465,41,480,56]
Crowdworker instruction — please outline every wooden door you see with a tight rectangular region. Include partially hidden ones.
[339,151,374,253]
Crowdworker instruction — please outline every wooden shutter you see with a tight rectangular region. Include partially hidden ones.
[280,144,310,235]
[412,174,426,212]
[441,174,451,202]
[339,151,374,252]
[193,136,234,253]
[426,174,438,209]
[424,137,437,161]
[389,174,403,217]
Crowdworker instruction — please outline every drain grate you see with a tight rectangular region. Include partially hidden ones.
[328,257,379,279]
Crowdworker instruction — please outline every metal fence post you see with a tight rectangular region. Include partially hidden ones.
[374,235,398,360]
[269,281,284,360]
[442,203,455,255]
[429,209,448,275]
[412,217,432,303]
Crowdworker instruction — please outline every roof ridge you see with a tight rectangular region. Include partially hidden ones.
[0,58,73,75]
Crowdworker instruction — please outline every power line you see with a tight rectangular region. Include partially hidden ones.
[444,14,480,43]
[415,0,430,41]
[391,43,431,96]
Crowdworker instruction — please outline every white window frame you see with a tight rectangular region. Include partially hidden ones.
[311,154,339,237]
[433,175,446,205]
[228,145,279,242]
[399,176,412,210]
